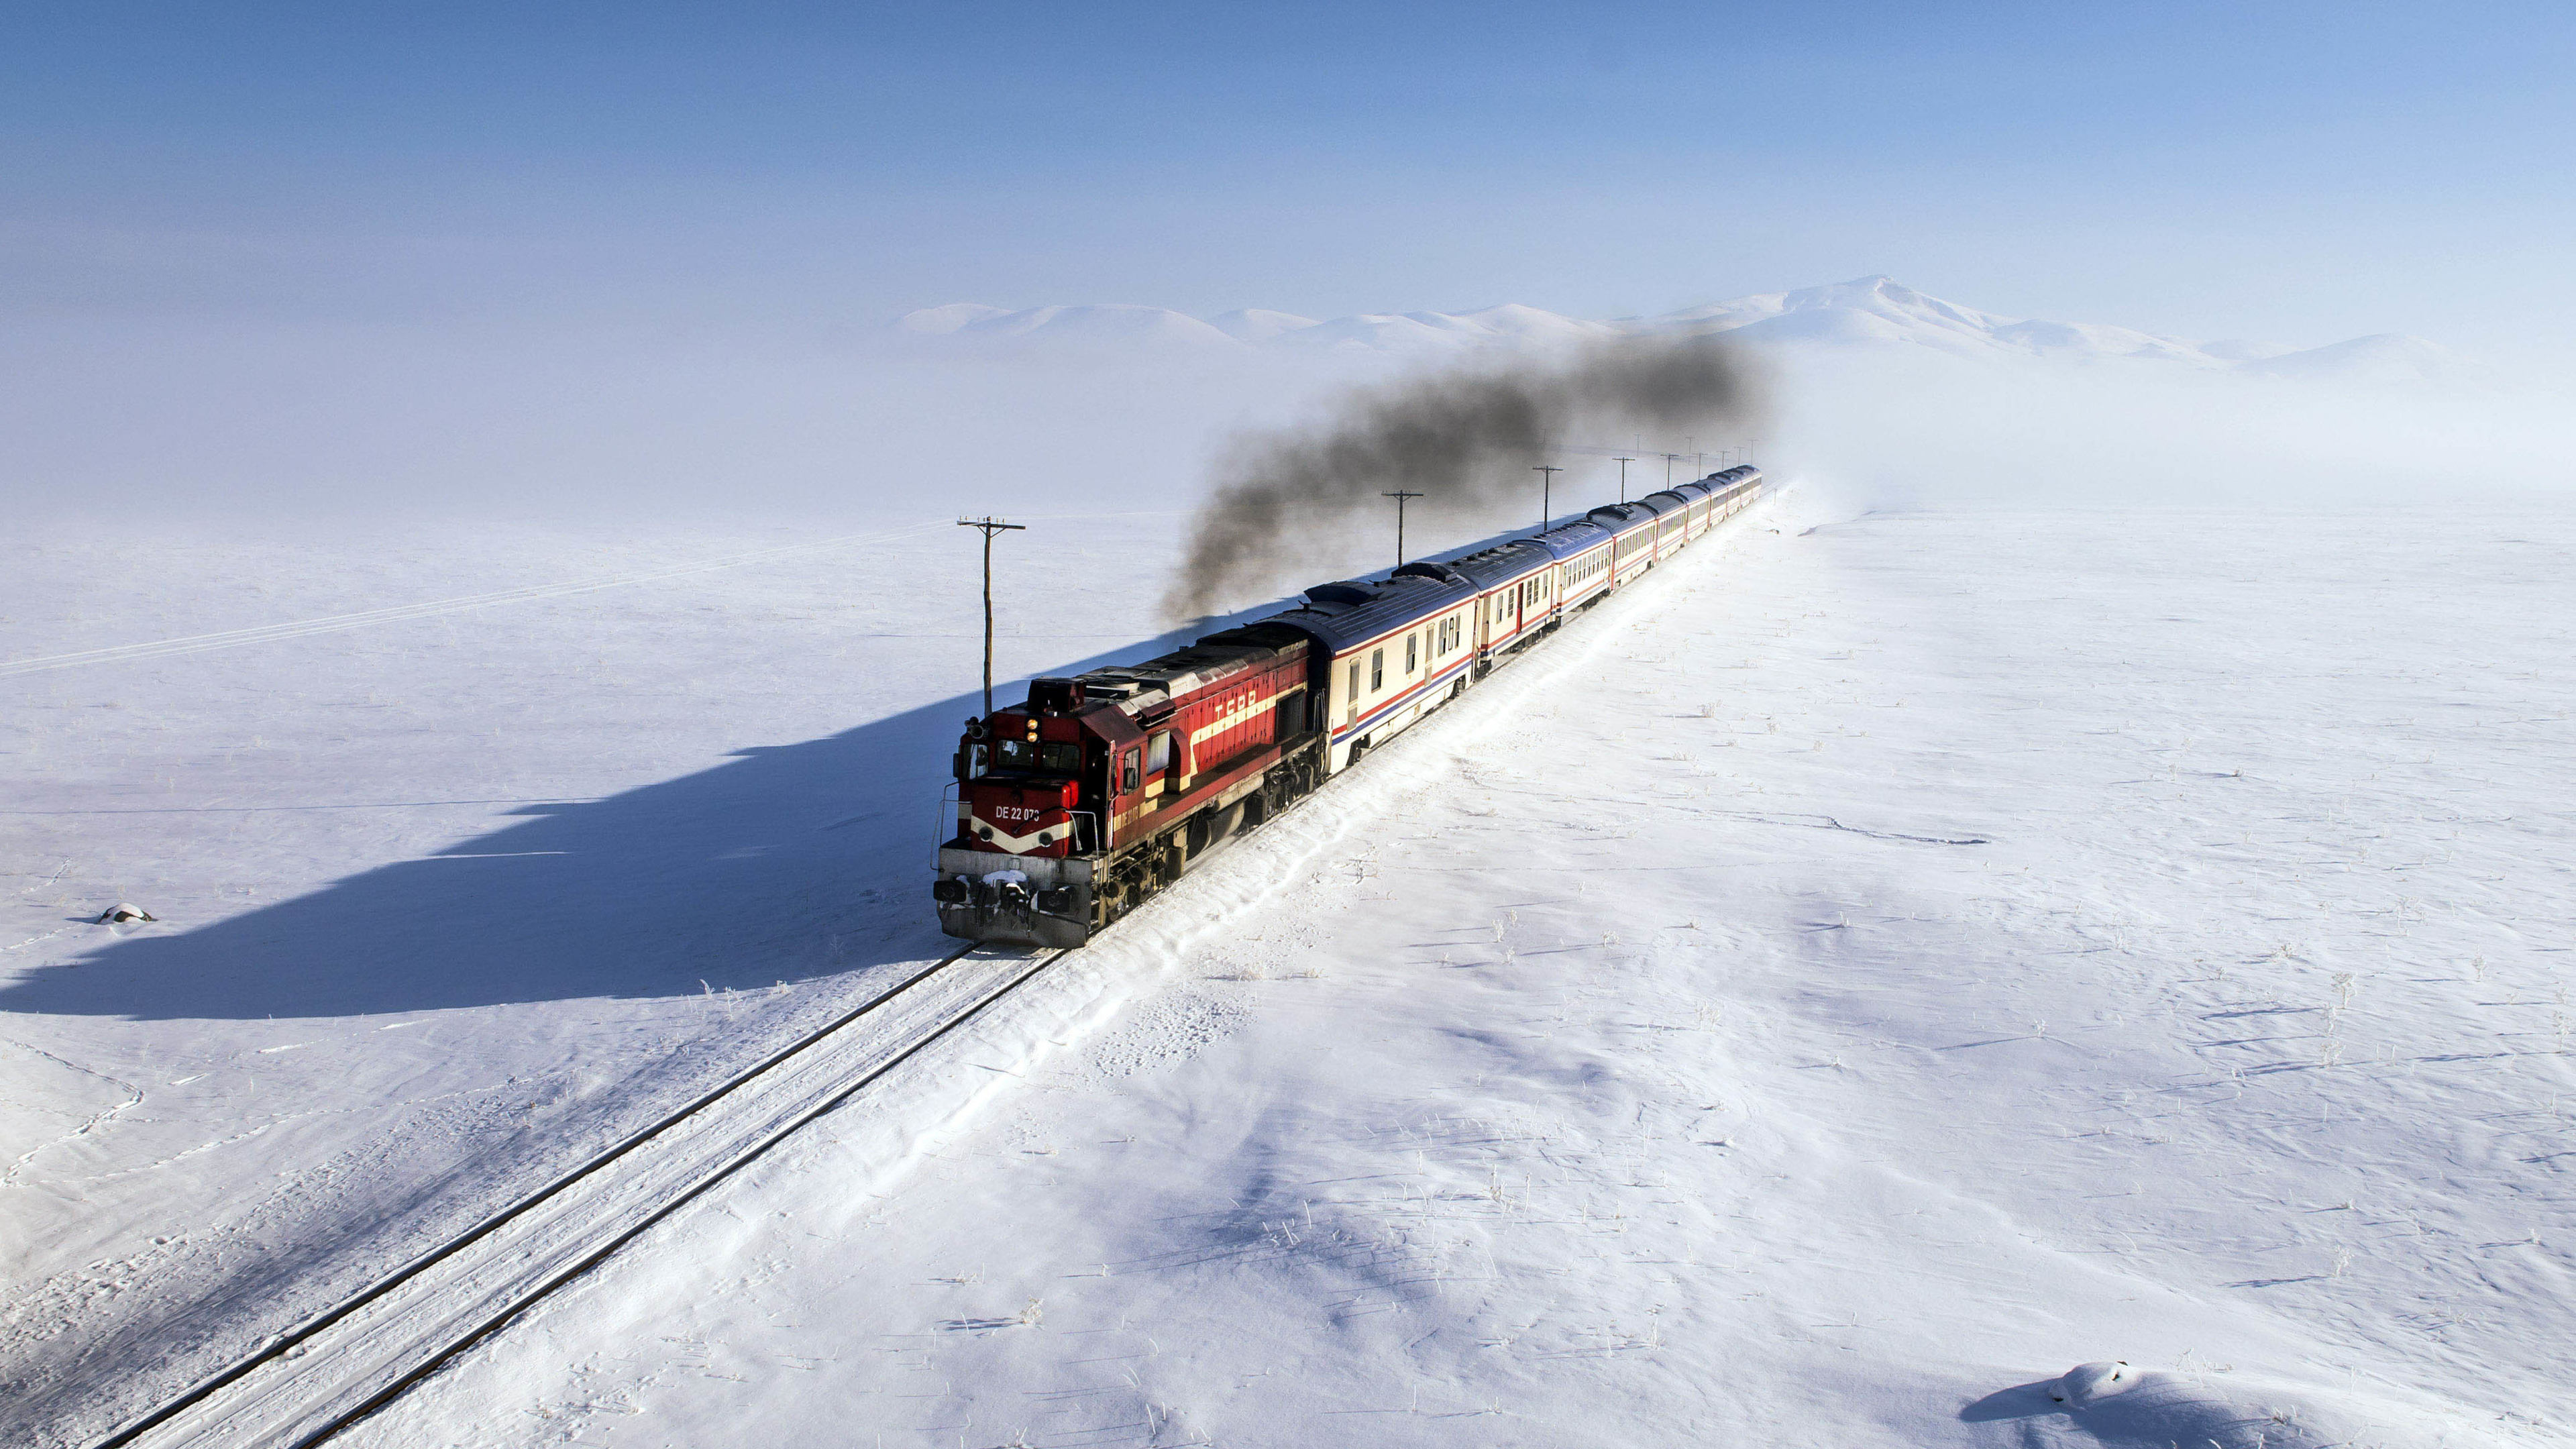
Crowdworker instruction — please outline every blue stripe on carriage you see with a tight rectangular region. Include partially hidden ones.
[1330,655,1477,744]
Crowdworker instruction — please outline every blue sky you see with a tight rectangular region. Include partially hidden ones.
[7,1,2572,347]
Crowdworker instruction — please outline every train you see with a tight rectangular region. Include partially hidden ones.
[931,466,1767,947]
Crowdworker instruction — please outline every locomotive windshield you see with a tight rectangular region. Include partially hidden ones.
[995,737,1083,774]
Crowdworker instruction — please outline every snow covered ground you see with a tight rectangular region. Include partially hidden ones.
[6,474,2573,1446]
[0,510,1212,1442]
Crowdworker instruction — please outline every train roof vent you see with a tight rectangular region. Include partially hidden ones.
[1391,561,1469,587]
[1027,678,1083,714]
[1304,581,1375,606]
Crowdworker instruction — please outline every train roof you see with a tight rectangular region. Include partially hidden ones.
[1585,500,1661,536]
[1072,621,1309,716]
[1440,538,1555,589]
[1260,570,1479,653]
[1528,519,1614,557]
[1639,488,1695,512]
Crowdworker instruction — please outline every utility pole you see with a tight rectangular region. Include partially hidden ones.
[1532,465,1561,533]
[1383,491,1424,570]
[957,516,1024,721]
[1614,456,1634,504]
[1662,452,1678,490]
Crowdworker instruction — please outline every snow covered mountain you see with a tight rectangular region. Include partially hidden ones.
[894,276,2447,379]
[897,301,1239,347]
[2238,331,2455,383]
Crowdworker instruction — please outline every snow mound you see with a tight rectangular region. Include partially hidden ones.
[2047,1360,2138,1405]
[1964,1367,2502,1449]
[1654,276,2230,368]
[906,303,1240,349]
[2241,333,2453,383]
[1644,274,2011,340]
[894,303,1011,335]
[1204,307,1318,341]
[1435,302,1621,345]
[1253,311,1450,354]
[2197,337,2299,362]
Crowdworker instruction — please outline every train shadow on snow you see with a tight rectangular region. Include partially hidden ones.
[0,601,1307,1023]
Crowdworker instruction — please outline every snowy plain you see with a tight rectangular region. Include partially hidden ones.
[4,297,2573,1446]
[325,492,2572,1449]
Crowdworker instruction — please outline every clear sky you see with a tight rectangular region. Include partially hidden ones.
[7,1,2571,350]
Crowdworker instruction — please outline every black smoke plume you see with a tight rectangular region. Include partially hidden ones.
[1162,335,1769,621]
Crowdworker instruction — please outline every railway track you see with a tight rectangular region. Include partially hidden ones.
[96,943,1073,1449]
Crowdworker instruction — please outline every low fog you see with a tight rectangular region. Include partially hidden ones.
[1768,346,2576,513]
[4,314,2571,564]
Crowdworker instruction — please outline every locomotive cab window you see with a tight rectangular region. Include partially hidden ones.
[1120,748,1140,793]
[994,737,1078,773]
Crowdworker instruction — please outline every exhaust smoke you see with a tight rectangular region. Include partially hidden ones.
[1161,335,1769,621]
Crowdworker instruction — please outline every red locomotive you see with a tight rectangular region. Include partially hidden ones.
[932,467,1766,946]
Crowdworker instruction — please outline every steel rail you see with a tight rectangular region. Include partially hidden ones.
[94,941,1062,1449]
[284,944,1073,1447]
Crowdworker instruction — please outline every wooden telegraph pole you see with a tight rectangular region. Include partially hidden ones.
[1383,490,1424,570]
[957,516,1025,720]
[1533,464,1561,533]
[1614,455,1634,503]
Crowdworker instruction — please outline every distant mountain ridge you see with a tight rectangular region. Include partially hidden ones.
[895,276,2448,380]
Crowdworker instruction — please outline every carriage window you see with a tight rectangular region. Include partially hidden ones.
[1348,660,1360,701]
[1371,649,1383,690]
[1405,635,1417,673]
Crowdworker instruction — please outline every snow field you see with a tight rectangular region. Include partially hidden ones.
[7,491,2572,1448]
[341,494,2574,1447]
[0,511,1203,1444]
